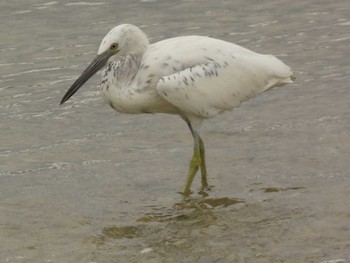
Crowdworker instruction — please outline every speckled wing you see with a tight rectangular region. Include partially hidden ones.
[157,53,294,118]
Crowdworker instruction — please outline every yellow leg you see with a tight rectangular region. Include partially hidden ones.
[182,117,209,195]
[183,146,201,195]
[199,137,208,189]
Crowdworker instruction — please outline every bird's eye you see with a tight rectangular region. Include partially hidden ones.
[110,43,118,50]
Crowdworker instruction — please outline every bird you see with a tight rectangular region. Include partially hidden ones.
[60,24,294,195]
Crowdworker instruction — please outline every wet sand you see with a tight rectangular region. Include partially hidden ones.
[1,0,349,262]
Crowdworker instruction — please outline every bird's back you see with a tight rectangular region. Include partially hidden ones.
[146,35,257,68]
[147,35,294,117]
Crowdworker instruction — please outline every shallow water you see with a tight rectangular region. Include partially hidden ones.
[1,0,349,262]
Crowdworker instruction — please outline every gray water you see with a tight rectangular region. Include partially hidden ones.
[1,0,349,262]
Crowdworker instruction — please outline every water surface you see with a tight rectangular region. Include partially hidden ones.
[1,0,349,262]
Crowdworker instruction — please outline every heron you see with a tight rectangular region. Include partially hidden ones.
[60,24,294,195]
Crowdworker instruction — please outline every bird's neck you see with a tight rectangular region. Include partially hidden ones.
[109,53,143,82]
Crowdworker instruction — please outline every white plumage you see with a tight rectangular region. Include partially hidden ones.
[61,24,294,195]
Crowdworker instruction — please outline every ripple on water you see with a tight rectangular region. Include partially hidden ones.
[2,67,62,78]
[137,197,244,223]
[260,186,305,193]
[11,10,32,15]
[64,2,107,6]
[102,225,143,239]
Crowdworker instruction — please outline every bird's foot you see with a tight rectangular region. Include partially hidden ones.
[197,185,213,197]
[182,153,201,196]
[178,190,193,197]
[178,184,213,197]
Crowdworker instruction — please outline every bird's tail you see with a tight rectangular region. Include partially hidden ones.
[273,73,295,87]
[258,54,295,93]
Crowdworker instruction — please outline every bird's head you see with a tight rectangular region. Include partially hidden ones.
[60,24,148,105]
[98,24,149,57]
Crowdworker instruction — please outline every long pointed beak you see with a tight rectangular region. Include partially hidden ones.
[60,51,111,105]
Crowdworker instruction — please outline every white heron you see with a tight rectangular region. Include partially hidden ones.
[60,24,294,195]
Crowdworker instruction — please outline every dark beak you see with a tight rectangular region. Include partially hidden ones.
[60,51,111,105]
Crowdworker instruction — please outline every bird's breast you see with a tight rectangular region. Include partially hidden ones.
[99,75,177,114]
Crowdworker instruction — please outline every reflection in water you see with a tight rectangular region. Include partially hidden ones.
[91,196,244,257]
[88,196,316,262]
[93,197,243,245]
